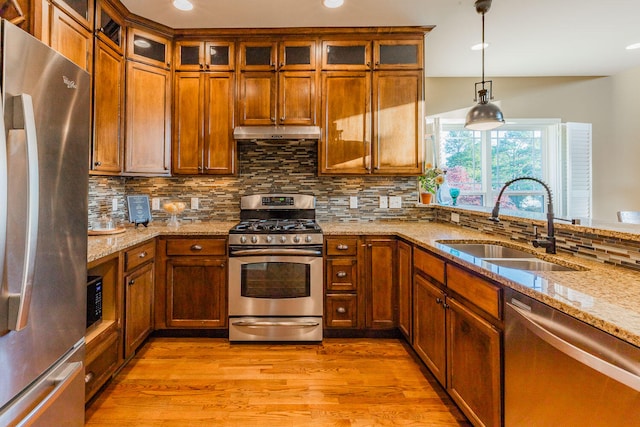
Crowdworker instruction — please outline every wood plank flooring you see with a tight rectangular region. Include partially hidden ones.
[85,337,471,426]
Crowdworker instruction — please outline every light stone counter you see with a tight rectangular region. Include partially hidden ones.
[88,220,640,348]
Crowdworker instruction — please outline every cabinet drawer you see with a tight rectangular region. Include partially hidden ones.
[446,264,502,320]
[166,238,227,256]
[124,241,155,271]
[325,294,358,328]
[414,247,445,284]
[85,331,119,401]
[325,238,358,256]
[326,258,358,292]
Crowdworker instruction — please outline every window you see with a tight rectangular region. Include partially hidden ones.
[432,119,592,218]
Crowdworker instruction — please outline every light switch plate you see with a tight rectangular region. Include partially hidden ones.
[379,196,388,209]
[389,196,402,209]
[191,197,199,210]
[349,196,358,209]
[451,212,460,223]
[151,197,160,210]
[112,197,118,212]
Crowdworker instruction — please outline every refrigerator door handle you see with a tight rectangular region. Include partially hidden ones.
[7,94,40,331]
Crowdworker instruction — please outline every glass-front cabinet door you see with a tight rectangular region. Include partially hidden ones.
[127,28,172,70]
[205,42,234,71]
[175,41,234,71]
[95,0,123,53]
[321,40,371,70]
[373,39,423,70]
[53,0,93,28]
[239,41,276,71]
[279,40,316,70]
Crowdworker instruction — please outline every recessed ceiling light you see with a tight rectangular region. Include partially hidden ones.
[626,42,640,50]
[471,43,489,51]
[173,0,193,11]
[323,0,344,8]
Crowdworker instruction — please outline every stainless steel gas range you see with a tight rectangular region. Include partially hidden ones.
[228,194,323,342]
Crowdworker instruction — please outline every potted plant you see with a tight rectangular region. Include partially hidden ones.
[418,163,444,204]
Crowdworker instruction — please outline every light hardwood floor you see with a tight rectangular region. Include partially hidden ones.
[85,337,471,426]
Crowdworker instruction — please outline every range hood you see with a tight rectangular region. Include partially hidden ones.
[233,125,321,145]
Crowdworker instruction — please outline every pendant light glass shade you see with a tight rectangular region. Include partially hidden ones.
[465,0,505,130]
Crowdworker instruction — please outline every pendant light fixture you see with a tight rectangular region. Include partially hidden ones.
[465,0,505,130]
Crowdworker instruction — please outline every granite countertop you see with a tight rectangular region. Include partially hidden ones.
[88,220,640,348]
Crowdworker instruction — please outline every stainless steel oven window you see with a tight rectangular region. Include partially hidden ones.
[241,261,311,299]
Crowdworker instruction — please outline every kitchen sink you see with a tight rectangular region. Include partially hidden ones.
[437,241,586,272]
[485,258,578,272]
[440,243,537,259]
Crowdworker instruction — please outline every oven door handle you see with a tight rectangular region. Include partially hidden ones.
[232,320,320,328]
[230,248,322,256]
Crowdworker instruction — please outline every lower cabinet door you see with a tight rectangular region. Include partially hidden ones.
[413,274,446,386]
[446,297,502,427]
[124,262,154,358]
[166,257,227,328]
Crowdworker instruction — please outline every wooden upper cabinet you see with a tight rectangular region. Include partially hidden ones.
[373,39,423,70]
[125,60,171,175]
[127,27,172,70]
[95,0,123,54]
[372,70,423,174]
[321,40,372,70]
[49,5,92,71]
[175,40,235,71]
[320,71,371,174]
[92,40,124,174]
[238,39,317,126]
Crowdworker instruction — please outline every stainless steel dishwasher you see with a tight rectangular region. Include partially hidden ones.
[505,288,640,426]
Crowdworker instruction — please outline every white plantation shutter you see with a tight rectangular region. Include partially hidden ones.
[565,122,592,218]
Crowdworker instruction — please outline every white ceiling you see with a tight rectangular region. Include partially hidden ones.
[120,0,640,77]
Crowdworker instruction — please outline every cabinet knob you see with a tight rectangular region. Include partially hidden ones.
[442,302,450,310]
[200,63,204,69]
[436,297,443,305]
[94,161,101,166]
[191,244,203,251]
[85,371,94,384]
[280,116,285,122]
[337,244,349,251]
[366,61,372,68]
[336,307,347,314]
[336,271,347,278]
[138,251,147,258]
[270,117,276,122]
[128,279,135,286]
[219,262,226,268]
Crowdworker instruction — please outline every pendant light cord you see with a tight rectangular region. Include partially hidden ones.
[481,11,486,89]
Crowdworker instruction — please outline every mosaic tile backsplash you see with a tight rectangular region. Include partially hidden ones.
[88,143,640,271]
[88,143,434,225]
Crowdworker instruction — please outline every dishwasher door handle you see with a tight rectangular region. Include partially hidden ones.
[507,302,640,392]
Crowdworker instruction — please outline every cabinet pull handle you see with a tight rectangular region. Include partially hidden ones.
[336,307,347,314]
[336,271,347,278]
[138,251,147,258]
[191,244,203,251]
[128,279,135,286]
[436,297,442,304]
[85,371,94,384]
[337,244,349,250]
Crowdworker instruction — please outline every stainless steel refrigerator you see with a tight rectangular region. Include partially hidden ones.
[0,20,89,426]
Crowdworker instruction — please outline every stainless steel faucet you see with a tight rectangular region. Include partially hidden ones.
[489,177,556,254]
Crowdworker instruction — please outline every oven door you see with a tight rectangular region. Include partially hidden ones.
[228,254,323,317]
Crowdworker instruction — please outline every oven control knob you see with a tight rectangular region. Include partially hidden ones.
[266,235,273,243]
[240,236,247,244]
[293,235,301,243]
[305,235,313,243]
[280,236,287,243]
[251,235,258,243]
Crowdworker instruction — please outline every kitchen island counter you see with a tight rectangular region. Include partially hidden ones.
[88,220,640,348]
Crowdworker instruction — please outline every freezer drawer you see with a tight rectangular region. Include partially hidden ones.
[0,340,85,426]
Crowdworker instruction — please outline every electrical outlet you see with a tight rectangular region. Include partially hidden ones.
[349,196,358,209]
[112,197,118,211]
[191,197,199,210]
[379,196,388,209]
[152,197,160,210]
[389,196,402,209]
[451,212,460,223]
